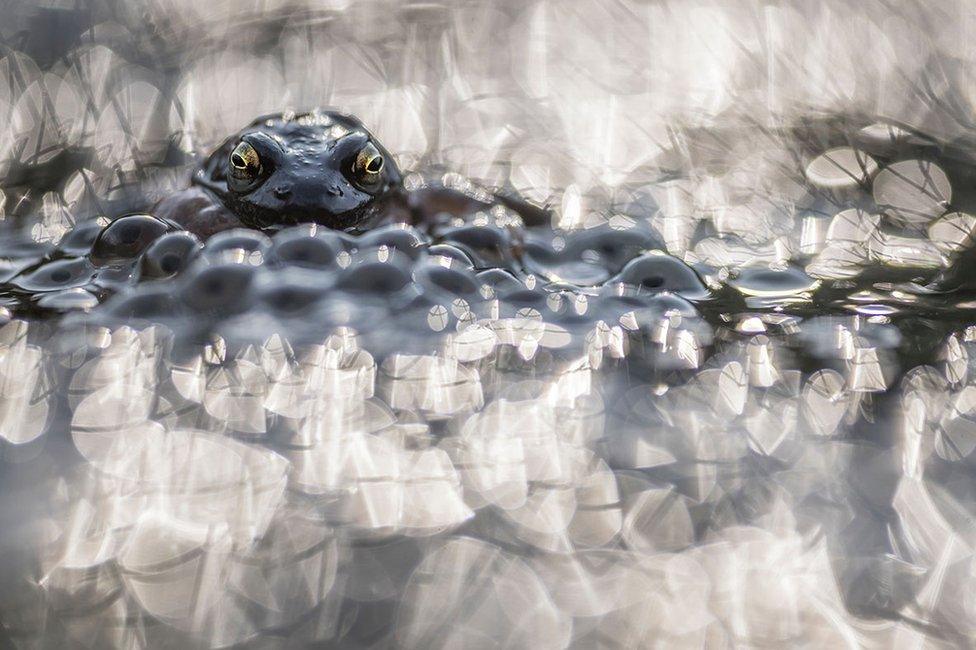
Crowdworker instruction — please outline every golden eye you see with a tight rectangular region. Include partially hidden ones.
[353,142,384,185]
[229,141,261,180]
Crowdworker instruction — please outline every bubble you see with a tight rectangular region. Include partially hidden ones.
[94,80,170,172]
[802,369,849,437]
[855,122,933,157]
[826,208,881,245]
[873,159,951,227]
[928,211,976,254]
[804,147,877,190]
[938,386,976,460]
[867,230,945,269]
[621,485,694,553]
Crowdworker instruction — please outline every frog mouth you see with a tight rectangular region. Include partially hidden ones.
[217,190,389,232]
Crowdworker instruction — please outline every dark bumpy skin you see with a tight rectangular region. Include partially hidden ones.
[156,110,403,236]
[196,110,402,230]
[153,186,244,239]
[155,109,548,239]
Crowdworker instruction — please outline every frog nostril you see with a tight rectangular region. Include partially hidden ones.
[273,185,292,199]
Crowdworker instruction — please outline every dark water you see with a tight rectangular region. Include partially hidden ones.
[4,1,976,648]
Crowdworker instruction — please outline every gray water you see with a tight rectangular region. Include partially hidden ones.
[3,1,976,648]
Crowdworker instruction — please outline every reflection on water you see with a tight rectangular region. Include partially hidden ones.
[4,0,976,648]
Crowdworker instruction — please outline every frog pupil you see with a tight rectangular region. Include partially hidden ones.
[366,156,383,174]
[231,153,247,169]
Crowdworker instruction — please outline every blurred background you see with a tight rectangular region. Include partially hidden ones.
[2,0,976,226]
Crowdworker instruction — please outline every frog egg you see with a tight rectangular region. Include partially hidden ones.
[437,223,518,269]
[103,285,182,321]
[256,271,333,317]
[179,262,258,315]
[560,222,665,275]
[475,268,528,299]
[137,231,203,281]
[610,253,710,300]
[358,224,429,260]
[269,227,344,270]
[497,286,549,319]
[413,263,480,299]
[89,214,174,266]
[425,244,475,270]
[539,260,612,287]
[12,257,96,293]
[202,228,272,266]
[728,265,820,298]
[56,219,105,257]
[35,288,100,313]
[336,252,414,295]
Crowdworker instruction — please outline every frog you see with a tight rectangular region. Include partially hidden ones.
[155,109,404,237]
[155,109,551,239]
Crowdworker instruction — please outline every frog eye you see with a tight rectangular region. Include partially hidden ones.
[352,142,384,187]
[228,141,262,188]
